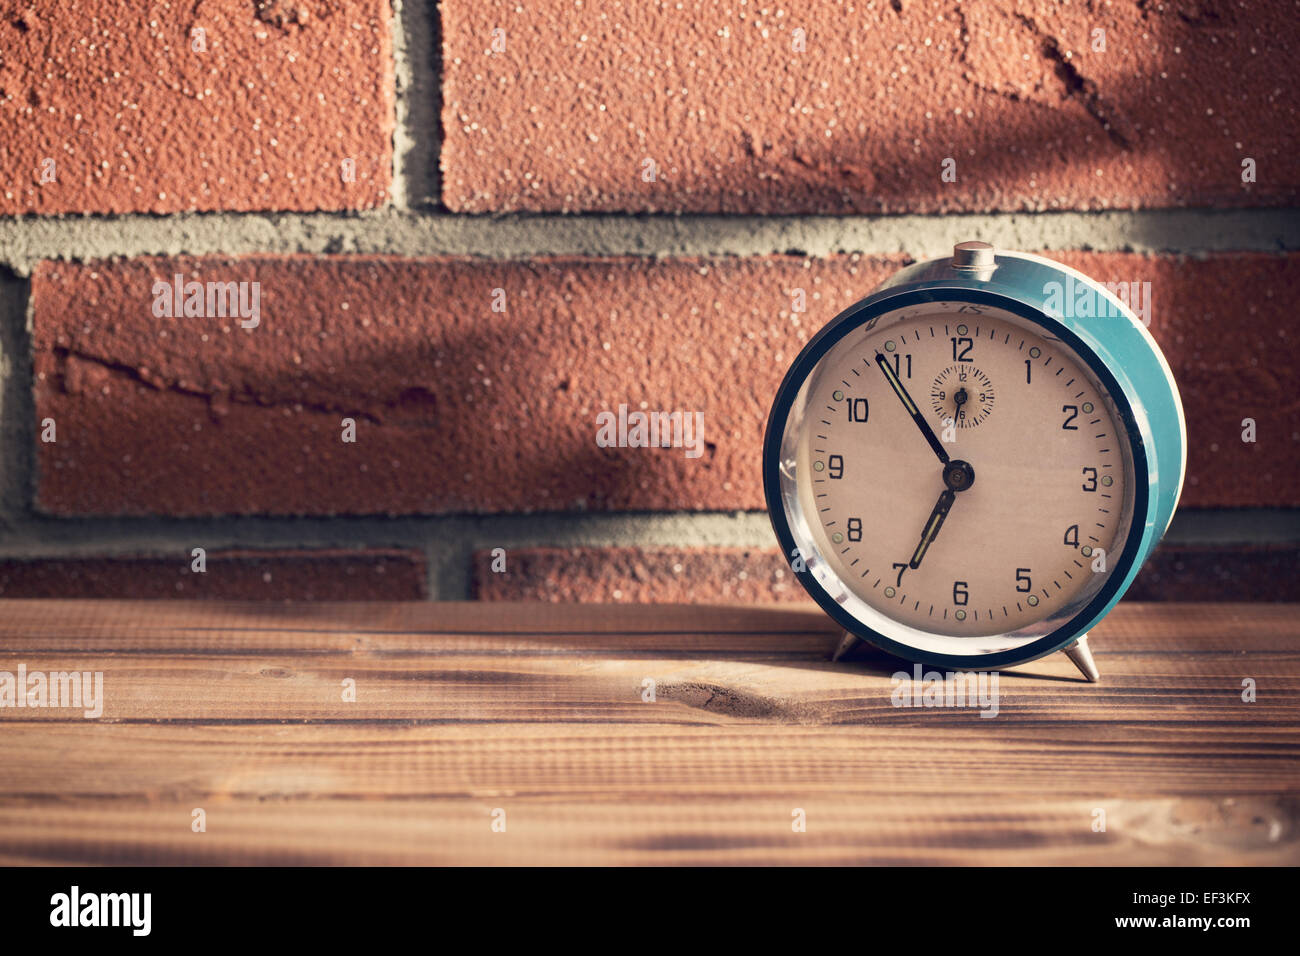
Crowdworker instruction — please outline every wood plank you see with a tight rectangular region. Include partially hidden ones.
[0,796,1292,866]
[0,646,1294,723]
[0,724,1294,799]
[1,599,1293,650]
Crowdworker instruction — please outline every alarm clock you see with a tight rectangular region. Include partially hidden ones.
[763,242,1185,681]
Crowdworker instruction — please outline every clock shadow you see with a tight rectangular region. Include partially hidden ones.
[826,635,1089,684]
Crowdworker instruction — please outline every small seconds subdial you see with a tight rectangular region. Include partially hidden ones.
[931,364,995,427]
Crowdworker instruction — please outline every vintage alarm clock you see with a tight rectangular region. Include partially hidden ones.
[763,242,1185,681]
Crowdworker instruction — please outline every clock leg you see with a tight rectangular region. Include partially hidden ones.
[831,631,862,662]
[1063,634,1101,683]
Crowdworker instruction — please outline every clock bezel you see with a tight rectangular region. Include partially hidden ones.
[763,286,1151,671]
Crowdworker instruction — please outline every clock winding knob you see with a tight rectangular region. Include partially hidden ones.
[952,241,997,278]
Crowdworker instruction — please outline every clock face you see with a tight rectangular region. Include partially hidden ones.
[773,298,1139,659]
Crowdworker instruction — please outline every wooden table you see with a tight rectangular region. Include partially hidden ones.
[0,600,1296,866]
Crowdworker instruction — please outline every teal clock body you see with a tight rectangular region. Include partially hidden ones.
[763,243,1186,680]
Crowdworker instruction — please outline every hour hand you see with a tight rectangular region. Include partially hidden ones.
[909,489,955,569]
[874,353,949,464]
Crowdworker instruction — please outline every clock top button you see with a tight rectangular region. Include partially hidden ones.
[952,241,996,274]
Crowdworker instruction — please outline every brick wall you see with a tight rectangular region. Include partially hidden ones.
[1,1,1297,602]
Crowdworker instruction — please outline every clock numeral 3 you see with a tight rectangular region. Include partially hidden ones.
[1082,467,1098,492]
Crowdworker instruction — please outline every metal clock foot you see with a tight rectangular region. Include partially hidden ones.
[831,631,861,662]
[1064,634,1100,682]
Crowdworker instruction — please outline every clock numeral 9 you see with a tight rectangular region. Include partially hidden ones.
[1062,405,1079,430]
[1064,524,1079,548]
[1082,467,1098,492]
[1015,568,1032,593]
[828,454,843,479]
[847,517,863,542]
[846,397,869,423]
[953,581,969,606]
[951,337,973,362]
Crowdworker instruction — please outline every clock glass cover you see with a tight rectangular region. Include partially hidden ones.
[775,298,1140,661]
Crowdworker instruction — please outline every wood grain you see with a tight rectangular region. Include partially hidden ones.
[0,600,1296,865]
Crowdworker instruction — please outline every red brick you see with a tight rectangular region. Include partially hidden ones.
[1,1,392,215]
[30,252,1300,516]
[474,547,808,604]
[1126,544,1300,603]
[474,544,1300,604]
[440,0,1300,213]
[0,549,426,600]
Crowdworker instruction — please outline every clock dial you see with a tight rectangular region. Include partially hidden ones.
[791,301,1135,640]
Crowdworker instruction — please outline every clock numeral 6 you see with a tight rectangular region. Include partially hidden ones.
[953,581,969,606]
[1082,467,1098,492]
[828,454,844,479]
[1015,568,1032,593]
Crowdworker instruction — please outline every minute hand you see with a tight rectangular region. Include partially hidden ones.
[874,353,949,464]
